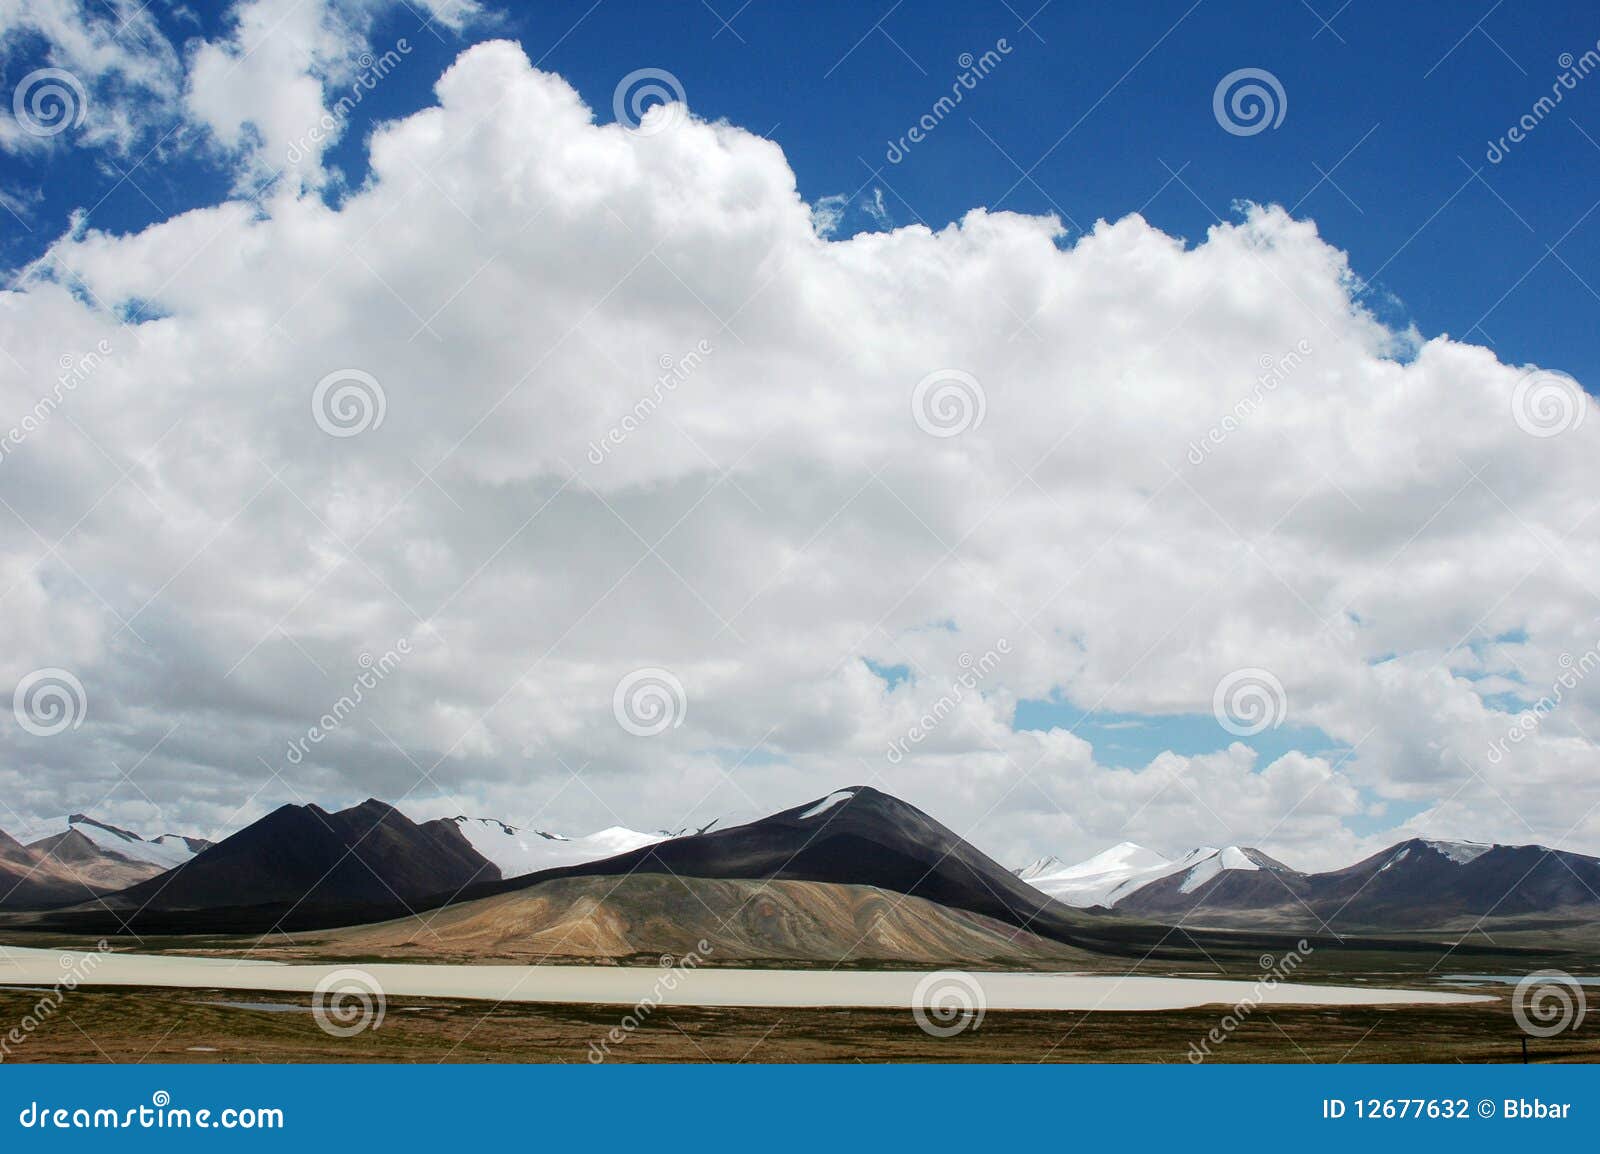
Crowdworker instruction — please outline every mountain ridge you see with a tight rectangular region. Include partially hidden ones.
[1028,835,1600,929]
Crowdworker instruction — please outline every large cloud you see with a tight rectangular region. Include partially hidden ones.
[3,40,1597,871]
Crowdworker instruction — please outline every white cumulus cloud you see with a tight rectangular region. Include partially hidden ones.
[2,39,1597,873]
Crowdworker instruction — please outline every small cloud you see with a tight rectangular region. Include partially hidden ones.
[0,183,43,224]
[862,186,891,228]
[810,192,849,238]
[810,188,893,238]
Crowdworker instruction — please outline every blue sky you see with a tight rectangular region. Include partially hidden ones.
[6,0,1598,386]
[3,0,1599,862]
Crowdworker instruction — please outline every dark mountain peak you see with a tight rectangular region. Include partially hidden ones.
[775,785,918,823]
[92,795,500,928]
[479,784,1154,955]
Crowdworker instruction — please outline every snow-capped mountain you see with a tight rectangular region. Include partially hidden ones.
[1020,835,1600,929]
[25,814,212,870]
[441,816,665,879]
[0,814,216,910]
[1016,842,1269,909]
[1014,842,1180,908]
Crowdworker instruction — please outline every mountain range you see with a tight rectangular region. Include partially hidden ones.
[1019,836,1600,931]
[91,800,498,925]
[3,790,1596,961]
[0,814,213,910]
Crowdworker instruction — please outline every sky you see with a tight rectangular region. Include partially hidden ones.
[1,0,1598,872]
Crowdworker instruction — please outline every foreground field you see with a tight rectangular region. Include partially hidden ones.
[0,983,1592,1063]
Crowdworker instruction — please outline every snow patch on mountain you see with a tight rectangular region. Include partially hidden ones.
[1423,839,1493,865]
[799,791,855,819]
[1379,846,1411,872]
[445,816,664,879]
